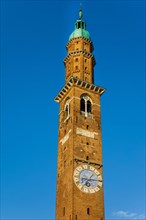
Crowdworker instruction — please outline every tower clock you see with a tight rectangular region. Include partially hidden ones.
[55,9,105,220]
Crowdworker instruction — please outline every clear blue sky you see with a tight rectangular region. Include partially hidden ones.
[1,0,145,219]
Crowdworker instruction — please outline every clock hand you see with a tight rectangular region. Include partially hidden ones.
[87,173,93,181]
[88,178,102,182]
[81,177,88,181]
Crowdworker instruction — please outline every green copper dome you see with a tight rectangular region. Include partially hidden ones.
[69,27,90,40]
[69,9,90,41]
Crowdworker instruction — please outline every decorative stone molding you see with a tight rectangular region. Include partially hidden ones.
[60,129,72,145]
[54,77,106,103]
[66,36,94,51]
[76,127,98,139]
[64,49,96,66]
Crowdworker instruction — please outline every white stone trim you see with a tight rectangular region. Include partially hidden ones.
[60,129,72,145]
[76,128,98,139]
[64,116,70,123]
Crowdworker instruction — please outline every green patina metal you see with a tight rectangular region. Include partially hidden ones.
[69,9,90,41]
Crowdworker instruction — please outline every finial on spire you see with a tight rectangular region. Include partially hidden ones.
[79,3,83,20]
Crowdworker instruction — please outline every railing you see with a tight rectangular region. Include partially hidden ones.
[80,111,93,119]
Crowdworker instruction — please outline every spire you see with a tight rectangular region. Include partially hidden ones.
[69,7,90,41]
[79,4,83,20]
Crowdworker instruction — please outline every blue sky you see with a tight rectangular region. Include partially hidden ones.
[1,0,145,219]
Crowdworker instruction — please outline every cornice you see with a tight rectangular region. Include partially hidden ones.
[66,36,94,52]
[54,77,106,103]
[63,49,96,66]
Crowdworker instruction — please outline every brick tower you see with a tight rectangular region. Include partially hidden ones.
[55,9,105,220]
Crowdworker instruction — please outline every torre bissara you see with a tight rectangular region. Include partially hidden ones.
[55,9,106,220]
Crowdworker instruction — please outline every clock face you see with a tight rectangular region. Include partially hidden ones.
[73,165,102,193]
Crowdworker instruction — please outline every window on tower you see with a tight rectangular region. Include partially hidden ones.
[78,22,81,28]
[80,94,92,119]
[64,98,70,122]
[82,22,84,29]
[63,207,65,216]
[80,97,85,112]
[87,100,91,113]
[86,156,89,160]
[65,105,68,113]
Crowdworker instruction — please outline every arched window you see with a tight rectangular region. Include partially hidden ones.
[80,94,92,118]
[80,98,85,112]
[87,100,91,113]
[64,98,70,121]
[65,105,68,114]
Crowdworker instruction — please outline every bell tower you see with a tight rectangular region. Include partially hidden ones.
[55,9,105,220]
